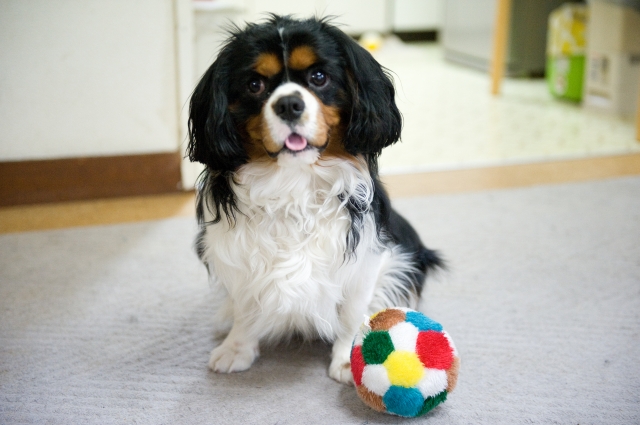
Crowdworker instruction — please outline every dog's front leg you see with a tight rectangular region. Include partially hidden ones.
[329,256,382,384]
[208,312,260,373]
[330,330,360,384]
[330,297,373,384]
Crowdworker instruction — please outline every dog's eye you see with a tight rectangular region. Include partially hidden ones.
[309,70,328,87]
[248,78,265,95]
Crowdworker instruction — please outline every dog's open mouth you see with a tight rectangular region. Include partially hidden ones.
[267,133,313,157]
[285,133,308,151]
[265,132,328,161]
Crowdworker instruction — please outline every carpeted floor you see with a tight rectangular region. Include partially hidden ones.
[1,177,639,424]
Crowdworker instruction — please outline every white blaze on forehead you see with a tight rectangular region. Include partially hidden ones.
[263,82,320,148]
[277,26,289,80]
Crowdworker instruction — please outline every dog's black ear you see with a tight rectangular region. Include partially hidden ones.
[188,47,248,225]
[187,48,247,173]
[329,29,402,156]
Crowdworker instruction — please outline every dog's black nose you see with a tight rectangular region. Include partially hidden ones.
[273,95,305,122]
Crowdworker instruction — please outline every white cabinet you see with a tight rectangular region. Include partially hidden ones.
[0,0,179,161]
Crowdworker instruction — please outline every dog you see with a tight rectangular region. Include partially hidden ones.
[188,15,442,384]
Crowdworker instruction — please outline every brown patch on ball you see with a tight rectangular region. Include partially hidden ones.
[288,46,317,70]
[369,308,406,332]
[357,385,386,412]
[254,53,282,77]
[446,357,460,392]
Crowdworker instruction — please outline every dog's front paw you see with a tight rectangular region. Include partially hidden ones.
[208,341,259,373]
[330,338,354,384]
[329,357,353,384]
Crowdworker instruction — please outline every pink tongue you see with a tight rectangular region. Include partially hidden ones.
[285,134,308,151]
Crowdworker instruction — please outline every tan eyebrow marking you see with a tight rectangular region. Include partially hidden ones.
[253,52,282,77]
[288,45,317,70]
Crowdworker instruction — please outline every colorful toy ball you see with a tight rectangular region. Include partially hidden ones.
[350,308,459,417]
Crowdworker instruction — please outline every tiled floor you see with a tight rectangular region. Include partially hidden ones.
[2,41,639,234]
[374,41,640,174]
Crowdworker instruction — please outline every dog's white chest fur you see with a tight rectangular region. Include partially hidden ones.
[202,158,380,340]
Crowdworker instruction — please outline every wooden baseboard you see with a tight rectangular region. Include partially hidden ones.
[2,153,640,233]
[382,154,640,198]
[0,152,183,207]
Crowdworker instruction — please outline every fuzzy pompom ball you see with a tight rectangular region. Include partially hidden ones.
[350,308,460,417]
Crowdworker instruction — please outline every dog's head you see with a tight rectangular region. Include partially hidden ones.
[188,15,401,172]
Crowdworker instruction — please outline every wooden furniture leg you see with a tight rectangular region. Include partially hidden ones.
[490,0,512,95]
[636,74,640,141]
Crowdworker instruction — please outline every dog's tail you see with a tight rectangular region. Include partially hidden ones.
[416,246,445,277]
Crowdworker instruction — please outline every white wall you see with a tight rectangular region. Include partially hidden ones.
[393,0,443,31]
[240,0,389,33]
[237,0,444,34]
[0,0,180,161]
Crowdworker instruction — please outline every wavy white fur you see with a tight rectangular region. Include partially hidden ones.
[200,155,419,382]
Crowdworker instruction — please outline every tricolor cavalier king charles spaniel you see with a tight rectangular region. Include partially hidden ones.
[188,15,442,384]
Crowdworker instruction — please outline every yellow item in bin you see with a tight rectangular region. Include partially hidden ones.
[546,4,588,101]
[548,5,587,57]
[359,32,384,52]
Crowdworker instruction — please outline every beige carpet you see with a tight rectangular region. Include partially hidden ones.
[1,177,639,424]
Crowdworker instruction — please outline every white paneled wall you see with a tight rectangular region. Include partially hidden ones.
[0,0,179,161]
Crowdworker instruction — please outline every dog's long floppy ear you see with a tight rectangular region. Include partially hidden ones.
[329,29,402,156]
[187,48,247,173]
